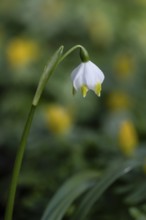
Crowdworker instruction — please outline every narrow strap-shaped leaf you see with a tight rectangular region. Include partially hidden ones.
[33,46,64,106]
[126,181,146,204]
[72,158,143,220]
[41,171,99,220]
[43,181,91,220]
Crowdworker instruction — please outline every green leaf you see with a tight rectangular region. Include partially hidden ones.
[72,158,143,220]
[126,182,146,204]
[33,45,64,106]
[130,207,146,220]
[41,171,99,220]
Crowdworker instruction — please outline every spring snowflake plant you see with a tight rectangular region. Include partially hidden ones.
[4,45,105,220]
[71,60,104,97]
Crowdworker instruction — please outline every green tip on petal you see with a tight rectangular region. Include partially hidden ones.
[95,83,102,97]
[81,85,88,98]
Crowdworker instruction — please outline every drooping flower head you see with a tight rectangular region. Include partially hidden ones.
[71,47,105,97]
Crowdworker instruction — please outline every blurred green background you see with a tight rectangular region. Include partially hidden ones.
[1,0,146,219]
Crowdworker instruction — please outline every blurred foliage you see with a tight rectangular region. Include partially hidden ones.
[1,0,146,219]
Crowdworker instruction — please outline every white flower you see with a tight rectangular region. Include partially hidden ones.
[71,61,105,97]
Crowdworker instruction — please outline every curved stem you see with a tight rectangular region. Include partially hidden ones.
[58,45,89,63]
[4,105,36,220]
[4,46,63,220]
[4,44,89,220]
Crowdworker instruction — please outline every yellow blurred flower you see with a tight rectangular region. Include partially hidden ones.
[45,104,72,135]
[113,53,135,79]
[118,120,138,156]
[134,0,146,6]
[86,11,113,47]
[6,37,39,68]
[107,91,131,111]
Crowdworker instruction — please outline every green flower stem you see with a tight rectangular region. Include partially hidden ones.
[4,105,36,220]
[4,46,63,220]
[4,44,89,220]
[58,45,89,63]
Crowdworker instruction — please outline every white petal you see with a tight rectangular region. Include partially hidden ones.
[88,61,105,83]
[71,63,85,90]
[82,61,105,91]
[83,62,99,90]
[71,63,83,80]
[70,60,105,96]
[83,65,95,89]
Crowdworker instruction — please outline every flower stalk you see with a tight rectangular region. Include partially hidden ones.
[4,44,104,220]
[58,44,89,64]
[4,105,36,220]
[4,46,64,220]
